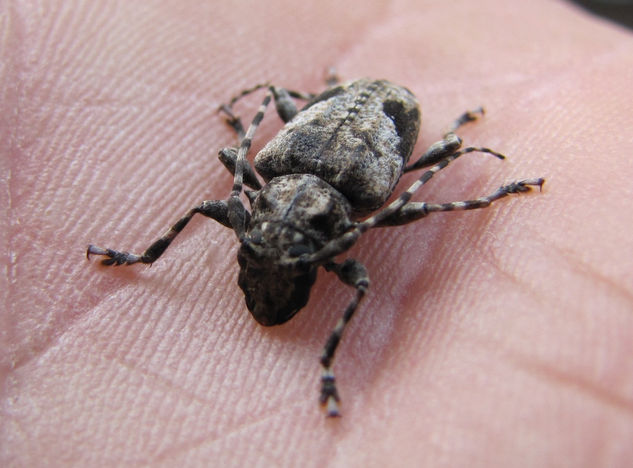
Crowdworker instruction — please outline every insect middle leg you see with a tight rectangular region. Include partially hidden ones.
[301,146,508,265]
[374,178,545,227]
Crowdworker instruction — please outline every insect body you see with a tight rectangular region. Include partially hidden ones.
[87,78,544,417]
[255,80,420,213]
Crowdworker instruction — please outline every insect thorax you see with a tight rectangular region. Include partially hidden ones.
[237,173,353,326]
[254,79,421,214]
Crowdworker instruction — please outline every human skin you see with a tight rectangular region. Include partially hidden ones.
[2,0,632,466]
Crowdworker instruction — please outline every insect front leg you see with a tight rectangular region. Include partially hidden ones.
[87,200,237,266]
[216,81,316,191]
[228,91,274,239]
[320,259,370,417]
[217,88,300,196]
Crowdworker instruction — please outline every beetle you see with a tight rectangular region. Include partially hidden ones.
[87,78,544,416]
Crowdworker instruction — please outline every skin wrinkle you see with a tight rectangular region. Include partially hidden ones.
[106,350,216,408]
[399,208,532,310]
[149,398,307,465]
[509,352,633,416]
[493,222,633,309]
[541,236,633,306]
[316,2,394,72]
[3,1,633,466]
[2,5,24,386]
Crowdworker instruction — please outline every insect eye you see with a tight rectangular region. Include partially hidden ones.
[249,229,263,244]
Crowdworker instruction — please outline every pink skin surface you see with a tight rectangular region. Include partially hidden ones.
[2,0,633,466]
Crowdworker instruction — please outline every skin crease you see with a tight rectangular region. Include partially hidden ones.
[2,0,633,466]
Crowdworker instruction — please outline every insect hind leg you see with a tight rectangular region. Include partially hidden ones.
[218,82,315,140]
[446,106,485,135]
[404,107,487,173]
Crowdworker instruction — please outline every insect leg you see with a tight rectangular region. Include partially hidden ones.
[228,90,273,238]
[374,179,545,227]
[222,82,271,112]
[279,87,315,102]
[87,200,236,266]
[221,82,314,111]
[321,259,370,417]
[217,104,247,140]
[445,107,485,134]
[301,147,506,265]
[248,85,314,123]
[325,67,340,87]
[229,90,272,194]
[404,107,487,173]
[221,85,314,237]
[218,83,314,138]
[218,147,262,190]
[404,133,464,173]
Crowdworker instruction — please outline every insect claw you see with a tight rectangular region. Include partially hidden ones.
[325,397,341,418]
[86,244,107,259]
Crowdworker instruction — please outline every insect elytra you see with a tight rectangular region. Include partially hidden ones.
[87,77,544,417]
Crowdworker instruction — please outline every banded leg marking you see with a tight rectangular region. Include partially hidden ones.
[375,178,545,227]
[86,200,232,266]
[320,259,369,417]
[302,147,506,265]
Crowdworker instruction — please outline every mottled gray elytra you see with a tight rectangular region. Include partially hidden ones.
[88,77,544,417]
